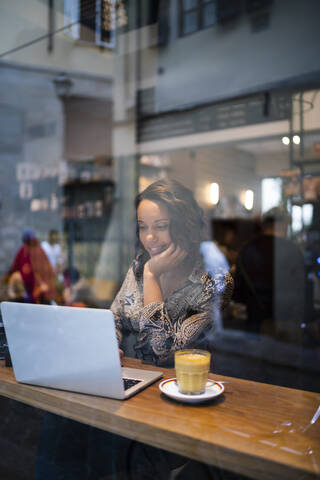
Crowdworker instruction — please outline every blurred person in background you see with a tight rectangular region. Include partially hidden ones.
[7,271,29,303]
[233,207,305,342]
[8,229,59,304]
[63,266,103,308]
[215,223,238,271]
[41,229,65,277]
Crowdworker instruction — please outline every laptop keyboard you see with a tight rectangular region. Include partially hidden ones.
[123,378,142,390]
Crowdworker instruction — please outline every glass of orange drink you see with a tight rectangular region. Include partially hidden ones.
[174,349,211,395]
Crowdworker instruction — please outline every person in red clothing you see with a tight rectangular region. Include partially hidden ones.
[9,229,59,304]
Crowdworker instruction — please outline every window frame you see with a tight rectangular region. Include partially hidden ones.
[64,0,116,49]
[179,0,216,38]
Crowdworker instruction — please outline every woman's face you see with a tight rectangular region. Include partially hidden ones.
[137,199,172,257]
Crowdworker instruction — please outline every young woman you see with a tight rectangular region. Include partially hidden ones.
[112,179,233,366]
[36,180,233,480]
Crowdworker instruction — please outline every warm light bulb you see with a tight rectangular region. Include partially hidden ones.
[244,189,254,210]
[209,183,219,205]
[293,135,300,145]
[282,136,290,146]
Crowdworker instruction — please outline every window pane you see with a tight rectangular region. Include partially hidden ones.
[292,205,302,233]
[183,0,198,11]
[1,2,320,480]
[183,11,198,35]
[302,203,313,227]
[202,2,217,27]
[261,178,282,213]
[79,0,96,42]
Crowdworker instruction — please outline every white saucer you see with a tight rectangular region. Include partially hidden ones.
[159,378,224,404]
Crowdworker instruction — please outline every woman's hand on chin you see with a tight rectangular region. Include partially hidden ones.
[145,243,187,278]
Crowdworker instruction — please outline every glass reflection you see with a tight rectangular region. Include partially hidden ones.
[0,0,320,479]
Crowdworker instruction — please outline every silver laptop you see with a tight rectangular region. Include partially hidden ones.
[0,302,162,399]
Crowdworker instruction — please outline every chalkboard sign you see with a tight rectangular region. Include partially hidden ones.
[137,90,291,143]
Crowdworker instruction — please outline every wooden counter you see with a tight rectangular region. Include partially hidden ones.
[0,359,319,480]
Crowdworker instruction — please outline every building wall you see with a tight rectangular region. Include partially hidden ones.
[1,0,113,77]
[156,0,320,112]
[0,1,141,289]
[0,62,114,279]
[0,64,62,273]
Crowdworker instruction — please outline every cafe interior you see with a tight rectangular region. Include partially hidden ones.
[0,1,319,479]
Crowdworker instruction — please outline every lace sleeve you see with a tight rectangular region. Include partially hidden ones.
[136,303,212,365]
[135,271,233,365]
[219,271,234,310]
[110,266,137,345]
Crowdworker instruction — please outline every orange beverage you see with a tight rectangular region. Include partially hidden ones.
[174,349,211,395]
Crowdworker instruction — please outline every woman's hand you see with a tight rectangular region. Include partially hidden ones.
[145,243,187,278]
[143,244,187,306]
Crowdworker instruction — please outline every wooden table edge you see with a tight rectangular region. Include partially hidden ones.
[0,370,319,480]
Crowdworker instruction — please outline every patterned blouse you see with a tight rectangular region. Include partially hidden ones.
[111,263,233,366]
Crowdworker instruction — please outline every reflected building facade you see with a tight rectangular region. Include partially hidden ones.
[1,0,320,385]
[0,0,320,369]
[0,1,320,476]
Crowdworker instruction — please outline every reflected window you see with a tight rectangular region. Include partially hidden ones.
[292,205,302,233]
[293,204,315,232]
[302,203,313,227]
[261,177,282,213]
[203,2,216,28]
[64,0,116,47]
[180,0,216,37]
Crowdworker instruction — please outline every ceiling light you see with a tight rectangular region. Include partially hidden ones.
[243,189,254,210]
[293,135,300,145]
[281,136,290,146]
[209,183,219,205]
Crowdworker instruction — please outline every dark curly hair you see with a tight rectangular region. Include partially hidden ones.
[133,179,207,278]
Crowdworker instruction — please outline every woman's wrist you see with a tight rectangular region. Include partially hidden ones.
[144,261,160,280]
[143,262,163,305]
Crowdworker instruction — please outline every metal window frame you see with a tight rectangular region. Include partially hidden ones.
[64,0,116,49]
[179,0,216,38]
